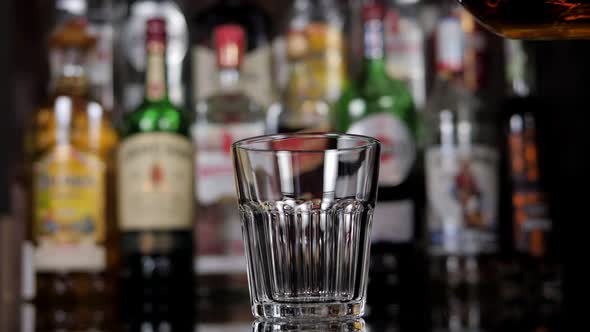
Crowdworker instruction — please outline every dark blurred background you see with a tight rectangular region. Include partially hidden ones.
[1,0,585,330]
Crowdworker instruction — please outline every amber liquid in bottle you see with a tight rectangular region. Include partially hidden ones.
[460,0,590,39]
[28,20,118,331]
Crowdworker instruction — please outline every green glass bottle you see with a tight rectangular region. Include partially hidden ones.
[117,18,194,330]
[119,23,190,137]
[336,4,415,134]
[336,2,422,318]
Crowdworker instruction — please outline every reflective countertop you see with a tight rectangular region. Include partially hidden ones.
[13,288,562,332]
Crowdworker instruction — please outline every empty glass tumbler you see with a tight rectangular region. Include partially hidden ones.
[232,133,380,320]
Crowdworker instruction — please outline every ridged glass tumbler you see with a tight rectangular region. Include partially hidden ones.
[232,133,380,320]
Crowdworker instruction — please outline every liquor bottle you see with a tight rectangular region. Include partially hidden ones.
[192,25,266,298]
[51,2,85,93]
[86,0,126,112]
[458,0,590,39]
[276,0,347,133]
[53,1,125,112]
[424,6,499,285]
[336,1,422,322]
[384,0,427,110]
[190,0,274,110]
[26,19,118,330]
[501,39,562,316]
[117,18,194,330]
[460,9,489,97]
[120,0,188,111]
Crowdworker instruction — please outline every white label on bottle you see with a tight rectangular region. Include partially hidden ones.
[34,244,106,272]
[193,123,265,205]
[118,133,194,230]
[435,17,463,72]
[192,45,274,108]
[193,122,263,275]
[385,10,426,110]
[372,200,414,243]
[348,113,415,187]
[426,145,498,255]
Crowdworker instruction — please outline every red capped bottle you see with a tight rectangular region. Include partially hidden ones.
[192,24,266,298]
[117,18,194,331]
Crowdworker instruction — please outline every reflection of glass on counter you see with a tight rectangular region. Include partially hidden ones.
[253,319,366,332]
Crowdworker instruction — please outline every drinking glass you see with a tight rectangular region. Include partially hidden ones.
[232,133,380,320]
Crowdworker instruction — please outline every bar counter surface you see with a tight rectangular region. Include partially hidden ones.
[8,281,562,332]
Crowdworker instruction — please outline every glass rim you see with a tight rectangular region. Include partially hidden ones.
[232,132,380,153]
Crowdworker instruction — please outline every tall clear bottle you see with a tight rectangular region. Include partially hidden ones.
[27,19,118,331]
[192,25,266,299]
[424,6,499,287]
[276,0,347,133]
[117,18,194,331]
[384,0,427,111]
[336,2,422,321]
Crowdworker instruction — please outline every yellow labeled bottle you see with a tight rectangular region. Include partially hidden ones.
[277,0,347,133]
[26,19,118,331]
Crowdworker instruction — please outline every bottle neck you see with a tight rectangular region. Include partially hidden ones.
[505,40,535,97]
[363,57,387,81]
[145,40,168,103]
[218,67,241,93]
[510,74,532,97]
[54,48,89,97]
[362,15,387,81]
[435,15,465,87]
[437,67,464,85]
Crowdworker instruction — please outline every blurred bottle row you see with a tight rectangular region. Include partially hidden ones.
[12,0,563,331]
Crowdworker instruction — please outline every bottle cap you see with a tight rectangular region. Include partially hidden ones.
[146,18,167,44]
[214,24,246,68]
[435,16,464,72]
[362,2,385,22]
[49,18,96,50]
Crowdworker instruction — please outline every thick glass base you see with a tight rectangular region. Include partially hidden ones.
[253,301,365,320]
